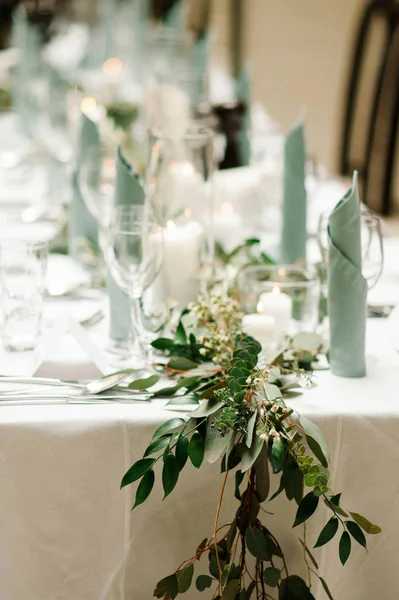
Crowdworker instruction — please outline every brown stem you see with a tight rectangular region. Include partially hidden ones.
[214,469,230,598]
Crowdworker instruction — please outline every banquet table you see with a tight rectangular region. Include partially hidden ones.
[1,231,399,600]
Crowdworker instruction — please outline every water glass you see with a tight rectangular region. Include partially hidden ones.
[0,241,48,352]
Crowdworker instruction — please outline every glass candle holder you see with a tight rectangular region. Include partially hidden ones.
[238,264,320,345]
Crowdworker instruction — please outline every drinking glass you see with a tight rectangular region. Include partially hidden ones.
[103,205,164,368]
[0,241,48,352]
[317,210,384,290]
[146,122,214,310]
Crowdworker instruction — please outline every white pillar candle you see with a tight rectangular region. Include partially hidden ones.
[161,220,202,309]
[259,288,292,334]
[212,202,243,251]
[242,313,276,345]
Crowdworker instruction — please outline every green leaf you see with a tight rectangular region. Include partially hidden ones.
[121,458,156,489]
[346,521,367,548]
[292,332,323,352]
[253,442,269,502]
[299,416,329,468]
[165,395,200,407]
[176,435,189,470]
[279,575,315,600]
[235,470,245,500]
[191,398,224,418]
[224,579,240,600]
[298,539,318,569]
[189,432,205,468]
[154,574,178,599]
[314,517,339,548]
[349,512,381,535]
[132,470,155,509]
[128,374,160,390]
[209,555,222,578]
[204,414,228,464]
[246,412,257,448]
[226,522,237,552]
[339,531,351,565]
[270,438,286,474]
[241,435,264,472]
[178,564,194,593]
[245,526,271,561]
[293,492,319,527]
[144,435,172,457]
[283,462,304,505]
[168,357,199,370]
[319,577,335,600]
[153,418,185,440]
[324,498,348,518]
[196,574,213,592]
[162,454,180,499]
[264,382,282,400]
[263,567,280,587]
[151,337,175,351]
[175,320,187,345]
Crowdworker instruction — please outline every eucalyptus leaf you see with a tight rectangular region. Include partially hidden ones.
[346,521,367,548]
[191,398,224,418]
[128,374,160,390]
[270,437,286,474]
[204,414,228,464]
[319,577,335,600]
[292,332,323,352]
[298,539,318,569]
[245,526,271,561]
[168,357,199,371]
[178,564,194,593]
[224,579,240,600]
[279,575,315,600]
[293,492,319,527]
[349,512,381,535]
[144,435,172,457]
[299,415,330,468]
[314,517,339,548]
[165,396,200,407]
[189,431,205,468]
[246,412,257,448]
[264,382,282,401]
[196,575,213,591]
[121,458,156,489]
[152,418,185,440]
[176,435,189,470]
[241,435,264,473]
[253,442,270,502]
[226,522,237,552]
[154,574,178,599]
[175,320,187,345]
[151,337,175,351]
[263,567,280,587]
[132,470,155,509]
[339,531,351,565]
[162,454,180,499]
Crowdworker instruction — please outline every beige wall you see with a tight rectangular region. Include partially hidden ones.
[212,0,365,173]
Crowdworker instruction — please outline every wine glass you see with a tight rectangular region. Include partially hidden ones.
[103,205,164,369]
[317,210,384,290]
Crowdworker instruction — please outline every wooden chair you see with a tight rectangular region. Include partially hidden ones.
[339,0,399,214]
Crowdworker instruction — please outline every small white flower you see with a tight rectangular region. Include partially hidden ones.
[271,404,279,414]
[199,348,207,356]
[269,428,278,437]
[246,376,252,384]
[260,433,268,440]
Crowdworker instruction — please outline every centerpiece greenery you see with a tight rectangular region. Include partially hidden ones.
[121,293,380,600]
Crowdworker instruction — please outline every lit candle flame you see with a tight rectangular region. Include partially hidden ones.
[257,301,264,314]
[167,220,176,230]
[103,57,123,77]
[277,267,286,278]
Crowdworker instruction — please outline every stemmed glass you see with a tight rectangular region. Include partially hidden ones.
[103,205,164,370]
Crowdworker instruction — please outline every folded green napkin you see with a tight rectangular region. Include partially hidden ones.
[328,172,367,377]
[108,146,145,342]
[69,114,100,260]
[236,67,251,167]
[280,121,307,264]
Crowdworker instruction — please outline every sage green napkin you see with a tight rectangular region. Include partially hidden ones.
[327,172,367,378]
[236,67,251,167]
[108,146,145,342]
[280,121,307,264]
[68,114,100,259]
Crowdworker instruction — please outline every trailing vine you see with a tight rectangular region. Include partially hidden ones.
[121,293,380,600]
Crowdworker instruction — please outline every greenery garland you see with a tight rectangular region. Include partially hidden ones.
[121,293,380,600]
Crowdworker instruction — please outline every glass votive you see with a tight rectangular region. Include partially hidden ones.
[0,240,48,352]
[238,264,320,344]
